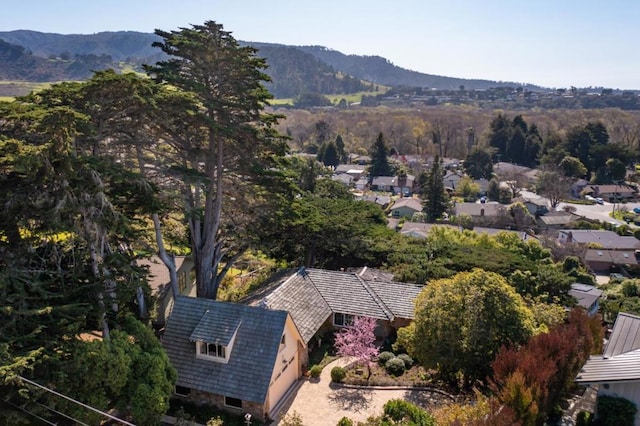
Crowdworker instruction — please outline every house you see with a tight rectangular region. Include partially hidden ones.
[512,196,549,216]
[331,173,353,187]
[558,230,640,251]
[536,211,579,230]
[586,184,637,202]
[162,296,306,423]
[138,255,195,327]
[244,268,423,348]
[584,249,638,273]
[443,170,466,191]
[454,202,506,219]
[389,197,422,218]
[370,175,416,194]
[570,178,589,198]
[576,312,640,424]
[569,283,603,316]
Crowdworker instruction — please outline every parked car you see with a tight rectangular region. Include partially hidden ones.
[633,207,640,214]
[585,195,596,202]
[595,197,604,205]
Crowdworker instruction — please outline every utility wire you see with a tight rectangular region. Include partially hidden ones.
[2,399,57,426]
[18,375,136,426]
[34,401,90,426]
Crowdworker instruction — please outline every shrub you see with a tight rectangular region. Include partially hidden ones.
[309,365,323,379]
[576,410,592,426]
[397,353,413,368]
[596,395,637,426]
[378,351,395,365]
[336,417,354,426]
[331,366,346,383]
[384,357,406,376]
[383,399,435,426]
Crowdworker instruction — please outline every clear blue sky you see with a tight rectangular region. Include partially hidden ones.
[2,0,639,89]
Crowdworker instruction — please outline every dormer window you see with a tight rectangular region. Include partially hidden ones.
[199,342,226,359]
[190,310,241,364]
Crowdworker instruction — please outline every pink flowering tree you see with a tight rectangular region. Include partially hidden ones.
[333,316,380,379]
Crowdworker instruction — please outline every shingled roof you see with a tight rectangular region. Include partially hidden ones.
[576,312,640,384]
[162,296,289,404]
[250,268,423,343]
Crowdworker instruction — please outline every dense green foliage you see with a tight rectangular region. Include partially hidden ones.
[407,269,535,386]
[383,399,435,426]
[368,132,394,177]
[594,395,637,426]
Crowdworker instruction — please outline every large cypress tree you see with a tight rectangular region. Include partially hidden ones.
[146,21,288,299]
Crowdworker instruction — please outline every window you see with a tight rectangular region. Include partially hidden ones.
[175,385,191,397]
[280,334,286,347]
[334,313,354,327]
[224,396,242,409]
[198,341,226,360]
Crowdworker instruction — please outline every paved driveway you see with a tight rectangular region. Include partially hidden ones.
[272,358,454,425]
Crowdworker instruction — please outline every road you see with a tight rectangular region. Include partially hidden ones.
[520,190,640,227]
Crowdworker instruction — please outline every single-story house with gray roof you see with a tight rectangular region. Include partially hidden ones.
[390,197,423,218]
[569,283,603,316]
[162,296,306,423]
[576,312,640,424]
[245,267,423,350]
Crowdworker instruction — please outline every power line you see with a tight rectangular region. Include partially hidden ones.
[34,401,90,426]
[2,399,57,426]
[18,375,136,426]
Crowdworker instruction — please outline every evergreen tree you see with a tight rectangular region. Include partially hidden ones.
[335,134,346,163]
[424,156,448,222]
[321,141,339,168]
[368,132,394,177]
[146,21,288,299]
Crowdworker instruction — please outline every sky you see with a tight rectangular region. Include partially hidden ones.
[2,0,639,90]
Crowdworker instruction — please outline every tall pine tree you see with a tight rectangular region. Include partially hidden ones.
[368,132,394,177]
[424,155,448,222]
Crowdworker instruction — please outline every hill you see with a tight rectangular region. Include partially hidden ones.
[0,30,540,98]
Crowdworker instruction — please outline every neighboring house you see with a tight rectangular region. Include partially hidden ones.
[389,197,422,218]
[536,211,579,230]
[399,222,441,238]
[358,194,391,208]
[584,249,638,273]
[331,173,352,187]
[454,202,506,219]
[443,170,466,191]
[570,178,589,198]
[162,296,306,423]
[371,175,416,194]
[586,184,638,202]
[576,312,640,424]
[558,230,640,251]
[512,196,549,216]
[569,283,603,316]
[138,255,195,327]
[244,268,423,348]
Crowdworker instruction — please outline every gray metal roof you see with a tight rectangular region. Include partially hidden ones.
[604,312,640,358]
[162,296,289,404]
[576,313,640,384]
[560,230,640,250]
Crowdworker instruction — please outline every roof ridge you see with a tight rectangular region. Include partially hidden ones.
[358,276,395,321]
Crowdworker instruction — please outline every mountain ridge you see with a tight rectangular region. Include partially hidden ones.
[0,29,543,96]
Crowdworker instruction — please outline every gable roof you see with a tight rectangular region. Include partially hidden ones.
[559,230,640,250]
[390,198,422,212]
[576,312,640,384]
[248,268,423,343]
[162,296,291,404]
[584,249,638,266]
[454,202,505,217]
[569,283,603,311]
[138,255,188,296]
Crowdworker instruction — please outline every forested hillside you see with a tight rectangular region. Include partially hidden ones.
[0,30,530,98]
[294,45,542,91]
